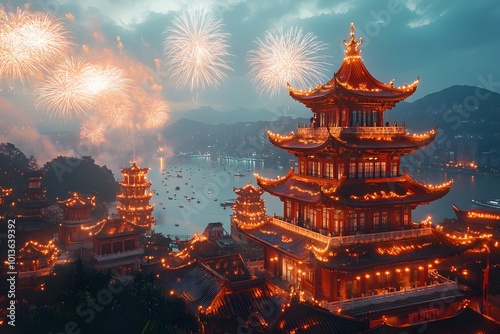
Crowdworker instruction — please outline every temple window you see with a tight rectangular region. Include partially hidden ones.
[349,213,358,232]
[300,160,305,174]
[305,269,314,285]
[346,279,359,297]
[285,200,292,219]
[324,163,334,179]
[333,211,341,235]
[358,162,363,178]
[381,211,388,228]
[307,160,321,177]
[403,208,410,226]
[337,162,345,179]
[391,162,398,177]
[124,239,135,251]
[349,162,356,178]
[102,243,112,255]
[112,241,123,253]
[394,211,401,226]
[373,212,381,229]
[374,162,385,178]
[364,162,374,178]
[359,212,365,230]
[321,207,329,230]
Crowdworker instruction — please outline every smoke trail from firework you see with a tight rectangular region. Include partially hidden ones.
[248,26,331,97]
[163,8,233,91]
[0,5,71,85]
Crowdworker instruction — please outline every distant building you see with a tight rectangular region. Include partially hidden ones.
[116,162,155,229]
[16,169,55,246]
[157,254,287,334]
[88,218,147,275]
[57,192,96,246]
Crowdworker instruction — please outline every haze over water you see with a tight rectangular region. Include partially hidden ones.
[147,157,500,237]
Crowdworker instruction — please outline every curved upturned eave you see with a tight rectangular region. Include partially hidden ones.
[288,54,419,108]
[268,132,331,153]
[329,174,453,208]
[255,169,323,204]
[268,128,438,154]
[333,128,438,152]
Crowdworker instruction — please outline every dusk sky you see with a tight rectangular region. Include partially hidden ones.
[1,0,499,164]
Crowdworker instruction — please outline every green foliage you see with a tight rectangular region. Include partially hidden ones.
[0,142,30,198]
[42,156,120,203]
[16,259,198,334]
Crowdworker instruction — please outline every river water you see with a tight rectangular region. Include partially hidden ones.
[147,157,500,237]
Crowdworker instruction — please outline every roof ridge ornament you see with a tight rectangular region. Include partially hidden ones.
[343,23,362,57]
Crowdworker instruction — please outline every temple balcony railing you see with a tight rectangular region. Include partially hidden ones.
[297,126,405,137]
[336,227,432,245]
[271,217,331,244]
[270,217,432,246]
[93,248,144,262]
[324,273,458,312]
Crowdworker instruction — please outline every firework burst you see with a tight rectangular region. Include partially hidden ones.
[100,95,135,128]
[163,8,233,91]
[141,96,170,129]
[34,56,95,119]
[0,6,71,84]
[248,26,331,96]
[34,56,131,120]
[80,117,106,145]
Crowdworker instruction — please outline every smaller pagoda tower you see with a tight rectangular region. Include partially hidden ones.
[0,186,12,218]
[19,170,49,216]
[57,192,96,245]
[116,162,155,229]
[231,182,267,243]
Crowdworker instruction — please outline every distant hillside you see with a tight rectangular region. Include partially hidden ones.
[161,85,500,169]
[169,105,310,125]
[388,85,500,134]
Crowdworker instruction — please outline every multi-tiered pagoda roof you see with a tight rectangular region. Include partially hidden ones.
[257,169,451,208]
[288,23,418,110]
[88,217,148,240]
[268,126,438,154]
[57,192,95,210]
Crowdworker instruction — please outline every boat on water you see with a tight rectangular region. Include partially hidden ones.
[220,199,236,207]
[234,170,246,177]
[472,199,500,211]
[452,204,500,229]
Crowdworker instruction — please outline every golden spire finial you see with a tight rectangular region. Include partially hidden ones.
[343,23,362,57]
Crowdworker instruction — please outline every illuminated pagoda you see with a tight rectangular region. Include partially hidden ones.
[234,24,474,324]
[231,182,267,244]
[19,170,49,216]
[17,240,59,280]
[16,169,55,246]
[88,217,148,274]
[116,162,155,229]
[232,182,267,227]
[57,192,96,246]
[0,186,12,217]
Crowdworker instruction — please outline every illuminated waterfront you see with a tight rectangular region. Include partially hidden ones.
[148,157,500,236]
